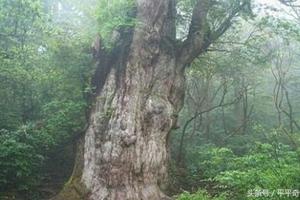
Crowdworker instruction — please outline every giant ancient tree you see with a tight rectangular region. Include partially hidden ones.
[53,0,250,199]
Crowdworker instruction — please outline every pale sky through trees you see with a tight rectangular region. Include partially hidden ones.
[255,0,299,19]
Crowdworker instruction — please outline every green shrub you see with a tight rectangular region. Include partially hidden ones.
[180,141,300,200]
[215,143,300,199]
[0,127,47,192]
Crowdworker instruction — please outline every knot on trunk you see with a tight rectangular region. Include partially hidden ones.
[146,97,166,115]
[120,119,127,130]
[121,133,137,147]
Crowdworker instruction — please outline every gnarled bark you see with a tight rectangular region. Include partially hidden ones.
[52,0,246,199]
[53,0,184,199]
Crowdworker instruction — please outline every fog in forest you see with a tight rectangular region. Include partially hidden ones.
[0,0,300,200]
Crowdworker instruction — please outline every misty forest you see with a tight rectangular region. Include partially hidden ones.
[1,0,300,200]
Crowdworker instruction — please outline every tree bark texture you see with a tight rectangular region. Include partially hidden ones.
[52,0,245,199]
[53,0,185,199]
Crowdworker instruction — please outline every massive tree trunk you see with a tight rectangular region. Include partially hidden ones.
[54,1,184,199]
[52,0,246,199]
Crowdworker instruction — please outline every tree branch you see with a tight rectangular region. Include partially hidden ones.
[177,0,248,68]
[177,0,211,67]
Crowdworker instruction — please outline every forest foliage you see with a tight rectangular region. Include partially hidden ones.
[0,0,300,199]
